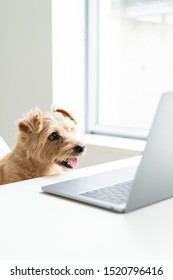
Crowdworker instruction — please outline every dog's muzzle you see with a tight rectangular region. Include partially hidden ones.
[59,144,85,169]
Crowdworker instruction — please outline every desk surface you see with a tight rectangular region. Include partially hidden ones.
[0,156,173,260]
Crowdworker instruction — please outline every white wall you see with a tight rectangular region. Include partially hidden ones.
[52,0,86,134]
[0,0,52,147]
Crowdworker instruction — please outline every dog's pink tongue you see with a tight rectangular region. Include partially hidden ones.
[67,157,79,168]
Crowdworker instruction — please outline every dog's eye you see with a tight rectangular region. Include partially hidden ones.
[48,132,60,141]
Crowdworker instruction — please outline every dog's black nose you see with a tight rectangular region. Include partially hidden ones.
[74,144,85,154]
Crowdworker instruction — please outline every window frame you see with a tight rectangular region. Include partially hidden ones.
[86,0,149,140]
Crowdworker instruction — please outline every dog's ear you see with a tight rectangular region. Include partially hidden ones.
[17,108,43,134]
[52,106,77,124]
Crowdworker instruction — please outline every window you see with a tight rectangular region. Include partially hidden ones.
[87,0,173,139]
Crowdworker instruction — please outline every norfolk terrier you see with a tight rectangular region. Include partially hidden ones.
[0,107,85,185]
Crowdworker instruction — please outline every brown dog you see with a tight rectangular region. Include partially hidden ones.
[0,107,85,185]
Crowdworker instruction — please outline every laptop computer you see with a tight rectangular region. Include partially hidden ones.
[42,92,173,213]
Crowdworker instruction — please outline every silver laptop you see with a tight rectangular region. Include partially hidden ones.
[42,92,173,213]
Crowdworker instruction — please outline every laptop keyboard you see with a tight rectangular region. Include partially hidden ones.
[80,181,133,205]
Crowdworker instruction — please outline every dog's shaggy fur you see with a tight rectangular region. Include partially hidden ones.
[0,107,85,185]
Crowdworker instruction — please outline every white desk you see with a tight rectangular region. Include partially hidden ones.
[0,155,173,260]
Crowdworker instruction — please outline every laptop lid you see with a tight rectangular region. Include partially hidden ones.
[126,92,173,212]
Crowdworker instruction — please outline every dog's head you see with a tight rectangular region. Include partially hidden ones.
[17,107,85,169]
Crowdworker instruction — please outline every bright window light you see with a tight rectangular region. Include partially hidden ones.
[87,0,173,139]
